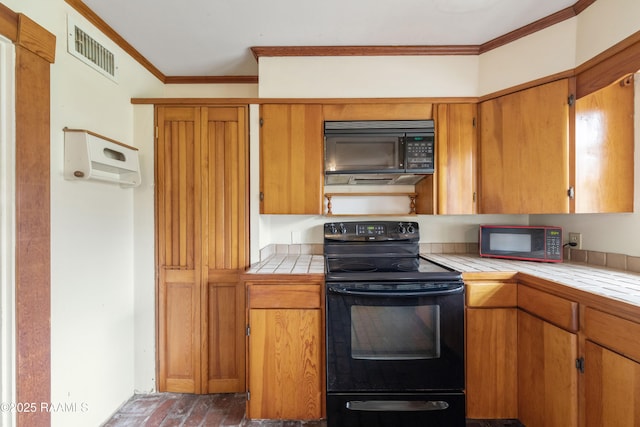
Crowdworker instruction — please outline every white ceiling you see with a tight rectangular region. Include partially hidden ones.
[81,0,577,77]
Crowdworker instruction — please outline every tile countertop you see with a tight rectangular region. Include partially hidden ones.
[423,254,640,307]
[244,252,640,312]
[245,254,325,275]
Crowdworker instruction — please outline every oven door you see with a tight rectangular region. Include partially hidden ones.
[326,281,464,392]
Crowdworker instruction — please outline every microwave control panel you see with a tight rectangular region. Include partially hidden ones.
[545,229,562,259]
[405,136,434,170]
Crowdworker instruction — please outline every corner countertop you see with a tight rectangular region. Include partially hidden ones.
[245,254,325,275]
[423,254,640,308]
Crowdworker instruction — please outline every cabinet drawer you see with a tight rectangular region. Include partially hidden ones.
[518,285,578,332]
[584,307,640,363]
[466,281,517,307]
[248,284,321,309]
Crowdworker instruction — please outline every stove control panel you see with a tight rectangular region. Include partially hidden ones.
[324,221,419,241]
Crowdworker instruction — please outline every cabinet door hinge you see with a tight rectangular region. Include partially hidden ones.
[247,391,250,401]
[155,126,159,139]
[259,118,264,127]
[472,117,476,128]
[576,357,585,373]
[246,325,250,336]
[568,94,575,106]
[259,192,264,202]
[567,186,575,199]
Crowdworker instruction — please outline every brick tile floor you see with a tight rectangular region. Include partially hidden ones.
[101,393,524,427]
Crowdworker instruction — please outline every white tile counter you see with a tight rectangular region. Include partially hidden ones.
[423,254,640,307]
[245,254,325,275]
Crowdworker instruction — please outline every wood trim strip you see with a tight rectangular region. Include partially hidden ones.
[64,0,166,82]
[132,97,480,105]
[164,75,259,84]
[0,3,18,42]
[17,14,56,63]
[63,127,139,151]
[575,30,640,98]
[15,44,52,427]
[251,45,481,59]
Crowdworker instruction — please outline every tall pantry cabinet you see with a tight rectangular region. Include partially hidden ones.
[155,105,249,394]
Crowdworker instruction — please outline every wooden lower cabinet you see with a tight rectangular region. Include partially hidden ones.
[466,307,518,418]
[584,341,640,427]
[517,310,578,427]
[465,279,518,418]
[583,307,640,427]
[246,281,324,420]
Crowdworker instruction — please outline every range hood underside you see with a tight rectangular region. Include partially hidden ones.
[325,173,429,185]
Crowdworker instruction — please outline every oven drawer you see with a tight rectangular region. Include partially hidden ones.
[326,392,465,427]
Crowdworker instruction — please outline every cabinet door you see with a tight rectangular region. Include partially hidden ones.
[201,107,248,393]
[436,103,477,214]
[248,308,322,419]
[466,308,517,418]
[156,106,248,394]
[157,106,204,393]
[260,104,324,214]
[479,79,571,214]
[518,310,578,427]
[584,340,640,427]
[574,76,634,213]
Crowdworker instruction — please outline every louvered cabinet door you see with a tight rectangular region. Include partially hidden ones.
[156,106,204,393]
[201,106,248,393]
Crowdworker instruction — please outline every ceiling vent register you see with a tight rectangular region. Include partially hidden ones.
[67,16,118,82]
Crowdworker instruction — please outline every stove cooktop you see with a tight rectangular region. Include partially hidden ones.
[323,221,462,283]
[324,256,461,282]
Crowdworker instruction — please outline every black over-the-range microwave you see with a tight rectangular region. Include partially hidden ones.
[324,120,435,175]
[479,225,563,263]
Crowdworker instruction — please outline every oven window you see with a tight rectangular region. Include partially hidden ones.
[351,305,440,360]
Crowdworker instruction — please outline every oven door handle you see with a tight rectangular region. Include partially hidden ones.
[346,400,450,412]
[327,285,463,297]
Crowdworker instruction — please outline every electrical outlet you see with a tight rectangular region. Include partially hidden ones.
[568,232,582,250]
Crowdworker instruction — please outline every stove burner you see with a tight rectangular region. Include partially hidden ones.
[337,262,378,272]
[393,260,419,271]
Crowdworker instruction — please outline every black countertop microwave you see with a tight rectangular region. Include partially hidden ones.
[479,225,563,263]
[324,120,435,176]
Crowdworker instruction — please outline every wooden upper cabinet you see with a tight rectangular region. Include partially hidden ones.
[574,75,635,213]
[260,104,324,214]
[479,79,571,214]
[435,103,477,214]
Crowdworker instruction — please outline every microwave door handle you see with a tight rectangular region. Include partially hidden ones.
[327,285,463,298]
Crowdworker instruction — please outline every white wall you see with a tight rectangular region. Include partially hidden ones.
[259,55,480,98]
